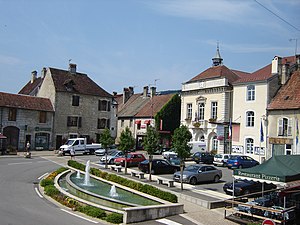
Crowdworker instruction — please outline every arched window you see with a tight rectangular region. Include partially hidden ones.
[200,135,205,142]
[246,111,255,127]
[246,85,255,101]
[212,136,218,150]
[278,117,292,136]
[245,138,254,154]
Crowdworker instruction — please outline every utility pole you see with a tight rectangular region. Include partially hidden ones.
[289,38,298,56]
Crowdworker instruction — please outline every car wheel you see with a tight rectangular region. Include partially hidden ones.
[189,177,197,185]
[214,175,220,183]
[151,169,155,174]
[238,165,243,169]
[109,159,114,164]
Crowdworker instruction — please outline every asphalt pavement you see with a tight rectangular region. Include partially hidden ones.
[4,150,238,225]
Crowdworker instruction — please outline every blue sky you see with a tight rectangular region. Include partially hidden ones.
[1,0,299,94]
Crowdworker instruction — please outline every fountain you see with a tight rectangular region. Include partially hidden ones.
[83,160,91,186]
[76,170,81,178]
[109,185,119,198]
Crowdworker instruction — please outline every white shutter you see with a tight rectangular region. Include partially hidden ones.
[278,118,283,136]
[288,118,293,136]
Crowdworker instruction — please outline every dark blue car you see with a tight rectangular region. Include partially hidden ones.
[226,155,259,169]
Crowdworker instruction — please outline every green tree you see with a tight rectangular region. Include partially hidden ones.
[143,126,160,181]
[99,128,114,169]
[118,127,135,174]
[172,125,192,190]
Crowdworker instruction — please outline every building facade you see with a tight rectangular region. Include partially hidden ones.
[20,63,116,149]
[0,92,54,151]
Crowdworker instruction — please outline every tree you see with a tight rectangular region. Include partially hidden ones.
[118,127,135,174]
[172,125,192,190]
[143,126,160,181]
[99,128,114,169]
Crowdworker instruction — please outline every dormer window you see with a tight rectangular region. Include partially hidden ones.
[64,79,75,91]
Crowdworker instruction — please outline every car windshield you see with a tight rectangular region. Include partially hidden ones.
[65,140,74,145]
[214,154,222,158]
[184,165,200,172]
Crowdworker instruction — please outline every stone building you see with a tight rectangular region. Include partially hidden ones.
[0,92,54,151]
[267,56,300,157]
[115,86,180,150]
[19,64,116,149]
[181,47,241,153]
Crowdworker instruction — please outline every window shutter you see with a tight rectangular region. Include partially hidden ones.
[107,101,111,111]
[78,117,82,128]
[288,118,293,136]
[107,119,110,129]
[278,118,283,136]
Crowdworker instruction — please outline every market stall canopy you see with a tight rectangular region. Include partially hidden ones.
[0,133,7,139]
[233,155,300,187]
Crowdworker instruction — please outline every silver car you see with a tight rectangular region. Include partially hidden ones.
[100,150,124,164]
[173,164,222,185]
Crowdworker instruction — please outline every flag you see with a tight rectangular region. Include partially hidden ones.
[228,118,232,139]
[160,119,163,131]
[260,120,264,142]
[296,118,299,145]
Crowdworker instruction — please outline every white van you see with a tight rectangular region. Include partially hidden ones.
[188,141,206,154]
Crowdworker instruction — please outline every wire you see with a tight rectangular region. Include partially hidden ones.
[254,0,300,32]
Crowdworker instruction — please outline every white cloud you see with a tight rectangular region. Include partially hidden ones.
[0,55,22,65]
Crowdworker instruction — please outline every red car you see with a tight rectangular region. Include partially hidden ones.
[114,153,146,167]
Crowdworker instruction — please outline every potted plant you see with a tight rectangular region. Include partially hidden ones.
[193,122,200,128]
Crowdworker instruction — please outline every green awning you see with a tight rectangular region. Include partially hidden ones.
[233,155,300,186]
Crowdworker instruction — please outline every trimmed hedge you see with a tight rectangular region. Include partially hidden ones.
[68,160,178,203]
[41,166,122,224]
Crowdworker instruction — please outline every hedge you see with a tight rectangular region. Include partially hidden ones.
[68,160,178,203]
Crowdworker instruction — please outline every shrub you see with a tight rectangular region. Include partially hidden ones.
[105,213,123,224]
[79,205,106,218]
[40,178,54,187]
[44,185,60,197]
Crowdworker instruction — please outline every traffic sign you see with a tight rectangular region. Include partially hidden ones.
[262,219,276,225]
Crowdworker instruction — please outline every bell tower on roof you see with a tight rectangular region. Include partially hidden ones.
[212,43,223,66]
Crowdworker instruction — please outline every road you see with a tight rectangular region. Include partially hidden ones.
[0,156,108,225]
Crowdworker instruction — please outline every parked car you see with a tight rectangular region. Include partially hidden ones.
[114,152,146,167]
[153,147,171,155]
[138,159,180,174]
[95,146,118,156]
[173,164,222,185]
[223,179,277,196]
[192,152,214,164]
[100,150,124,164]
[226,155,259,169]
[167,155,182,167]
[162,150,177,159]
[213,154,231,167]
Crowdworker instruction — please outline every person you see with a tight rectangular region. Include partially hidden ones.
[26,141,31,152]
[70,148,75,160]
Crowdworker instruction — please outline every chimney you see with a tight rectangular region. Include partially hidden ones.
[281,62,290,85]
[69,63,77,74]
[113,91,117,96]
[123,86,134,104]
[271,56,282,75]
[31,70,37,83]
[41,67,47,78]
[296,54,300,69]
[150,86,156,98]
[143,86,149,97]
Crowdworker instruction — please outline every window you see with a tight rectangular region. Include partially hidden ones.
[67,116,82,127]
[211,102,218,119]
[198,103,205,120]
[278,118,292,136]
[8,108,17,121]
[187,103,192,119]
[97,118,110,129]
[121,120,124,127]
[98,100,111,111]
[129,119,133,127]
[212,136,218,150]
[246,138,254,154]
[39,111,47,123]
[247,85,255,101]
[72,95,80,106]
[246,111,255,127]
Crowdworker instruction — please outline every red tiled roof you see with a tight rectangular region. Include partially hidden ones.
[18,77,43,95]
[135,94,175,117]
[0,92,54,112]
[268,70,300,110]
[187,65,241,84]
[49,68,112,97]
[234,56,296,84]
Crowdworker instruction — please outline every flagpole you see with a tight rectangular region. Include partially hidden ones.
[259,118,261,164]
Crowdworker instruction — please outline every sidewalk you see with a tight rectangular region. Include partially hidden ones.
[5,150,237,225]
